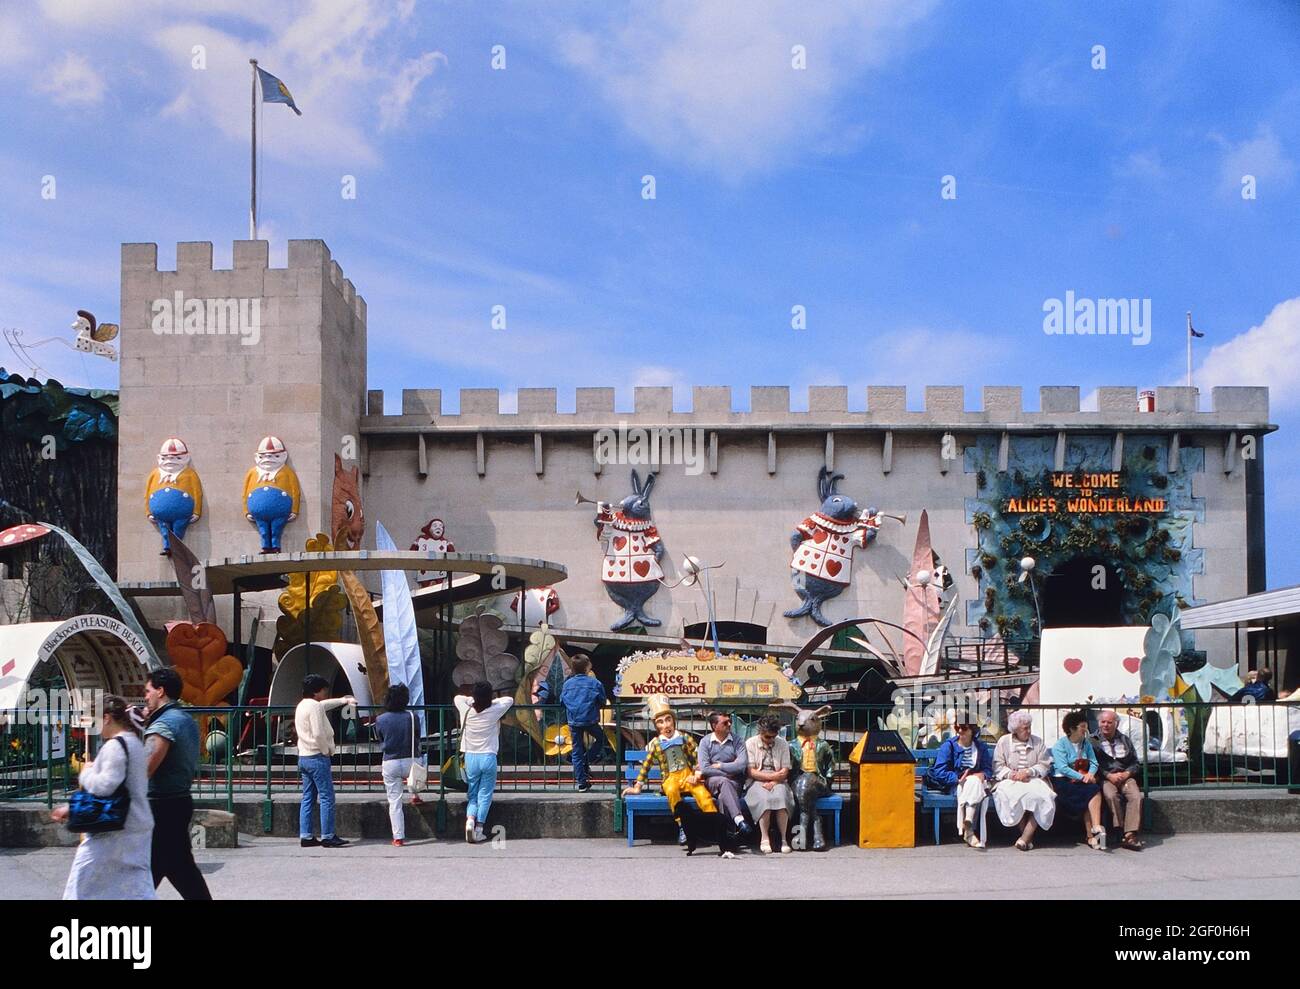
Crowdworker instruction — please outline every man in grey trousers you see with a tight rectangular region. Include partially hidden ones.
[698,711,751,838]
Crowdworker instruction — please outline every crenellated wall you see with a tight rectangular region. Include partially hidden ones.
[359,384,1273,661]
[363,383,1268,424]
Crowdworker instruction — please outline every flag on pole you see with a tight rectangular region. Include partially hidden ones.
[1188,318,1204,338]
[256,66,302,115]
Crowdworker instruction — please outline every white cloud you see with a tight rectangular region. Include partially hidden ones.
[0,9,29,66]
[19,3,448,165]
[378,50,448,131]
[557,0,934,178]
[1215,125,1295,197]
[1194,297,1300,411]
[37,53,106,106]
[1114,149,1168,182]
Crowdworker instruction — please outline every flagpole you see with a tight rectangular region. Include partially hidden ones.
[1186,310,1193,388]
[249,58,258,240]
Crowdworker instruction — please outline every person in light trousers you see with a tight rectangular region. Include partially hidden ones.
[373,684,422,846]
[454,681,513,843]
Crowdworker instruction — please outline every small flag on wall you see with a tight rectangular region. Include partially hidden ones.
[256,66,302,115]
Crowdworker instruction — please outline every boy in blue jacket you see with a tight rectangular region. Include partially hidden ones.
[539,655,608,792]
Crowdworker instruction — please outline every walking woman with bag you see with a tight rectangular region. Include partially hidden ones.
[52,696,155,899]
[373,684,422,846]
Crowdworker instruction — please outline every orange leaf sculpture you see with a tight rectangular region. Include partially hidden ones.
[166,622,245,707]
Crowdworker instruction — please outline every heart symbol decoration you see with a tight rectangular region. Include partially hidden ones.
[612,536,627,551]
[1122,656,1141,674]
[812,529,829,544]
[633,560,650,578]
[825,559,842,577]
[1064,657,1083,675]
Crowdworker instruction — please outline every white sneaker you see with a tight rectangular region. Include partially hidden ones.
[473,827,487,843]
[464,817,475,843]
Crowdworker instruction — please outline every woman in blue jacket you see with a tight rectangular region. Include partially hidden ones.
[925,722,994,847]
[1050,709,1107,850]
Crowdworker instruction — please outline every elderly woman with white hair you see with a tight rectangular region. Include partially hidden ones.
[992,710,1056,850]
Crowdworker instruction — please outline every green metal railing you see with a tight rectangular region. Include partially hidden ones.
[5,700,1295,812]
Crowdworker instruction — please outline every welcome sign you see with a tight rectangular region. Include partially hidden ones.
[614,651,801,700]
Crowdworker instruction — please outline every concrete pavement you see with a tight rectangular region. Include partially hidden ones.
[4,833,1299,899]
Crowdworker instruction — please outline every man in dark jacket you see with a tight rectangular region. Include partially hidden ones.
[1094,709,1144,850]
[1232,668,1277,704]
[539,655,607,792]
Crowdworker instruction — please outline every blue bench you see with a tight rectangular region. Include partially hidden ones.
[913,749,958,845]
[622,747,842,847]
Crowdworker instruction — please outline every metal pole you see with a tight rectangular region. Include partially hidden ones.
[1185,311,1193,388]
[249,59,258,240]
[704,568,720,655]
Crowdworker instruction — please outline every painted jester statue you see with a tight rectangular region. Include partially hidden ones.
[242,435,300,554]
[622,695,720,852]
[775,700,836,851]
[144,437,202,556]
[594,470,664,630]
[784,467,882,627]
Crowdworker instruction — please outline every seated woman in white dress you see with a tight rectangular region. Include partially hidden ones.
[992,710,1056,851]
[924,721,993,848]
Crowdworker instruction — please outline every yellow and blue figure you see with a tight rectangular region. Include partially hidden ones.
[145,437,202,556]
[242,435,300,554]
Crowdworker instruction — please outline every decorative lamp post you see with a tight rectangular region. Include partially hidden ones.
[677,555,725,656]
[1018,556,1042,634]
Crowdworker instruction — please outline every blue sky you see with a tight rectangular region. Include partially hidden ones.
[1,0,1298,585]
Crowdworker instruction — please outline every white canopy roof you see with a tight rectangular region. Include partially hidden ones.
[0,615,152,712]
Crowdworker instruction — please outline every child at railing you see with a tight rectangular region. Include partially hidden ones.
[537,654,607,792]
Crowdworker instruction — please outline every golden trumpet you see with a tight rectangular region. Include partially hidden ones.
[574,490,600,507]
[875,511,907,525]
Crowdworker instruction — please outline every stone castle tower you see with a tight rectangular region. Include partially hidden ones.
[116,240,367,603]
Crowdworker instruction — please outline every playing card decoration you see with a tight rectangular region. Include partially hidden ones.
[1039,625,1149,709]
[452,608,520,692]
[784,467,882,627]
[592,470,665,630]
[410,518,455,587]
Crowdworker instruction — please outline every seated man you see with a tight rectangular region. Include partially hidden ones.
[622,695,719,853]
[1094,709,1144,851]
[697,711,751,839]
[1232,668,1277,704]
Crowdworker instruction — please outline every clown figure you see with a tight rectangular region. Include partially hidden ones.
[242,436,300,553]
[144,438,202,556]
[622,695,718,851]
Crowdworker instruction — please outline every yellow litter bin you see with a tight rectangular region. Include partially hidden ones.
[849,729,916,848]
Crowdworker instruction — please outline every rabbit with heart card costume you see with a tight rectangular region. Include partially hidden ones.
[784,467,881,627]
[594,470,664,630]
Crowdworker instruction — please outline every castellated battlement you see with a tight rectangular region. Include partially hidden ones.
[364,383,1272,432]
[120,240,367,324]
